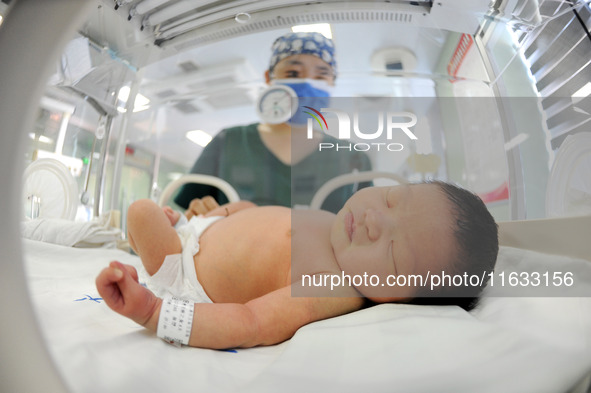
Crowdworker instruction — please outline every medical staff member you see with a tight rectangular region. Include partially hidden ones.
[174,32,372,213]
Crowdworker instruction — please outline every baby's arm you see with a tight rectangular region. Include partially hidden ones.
[203,201,256,218]
[96,263,363,348]
[158,284,362,348]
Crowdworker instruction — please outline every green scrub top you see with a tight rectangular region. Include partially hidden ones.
[174,123,372,213]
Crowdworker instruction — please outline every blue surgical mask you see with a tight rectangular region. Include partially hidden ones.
[272,79,332,125]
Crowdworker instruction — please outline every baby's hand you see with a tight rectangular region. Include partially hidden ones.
[96,261,160,327]
[186,196,220,220]
[162,206,180,226]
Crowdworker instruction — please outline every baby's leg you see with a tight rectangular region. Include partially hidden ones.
[127,199,182,276]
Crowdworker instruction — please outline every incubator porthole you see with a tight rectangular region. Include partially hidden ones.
[22,158,79,221]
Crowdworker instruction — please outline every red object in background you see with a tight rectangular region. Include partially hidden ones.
[448,33,473,82]
[125,146,135,155]
[478,181,509,204]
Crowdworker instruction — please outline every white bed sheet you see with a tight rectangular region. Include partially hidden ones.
[23,239,591,393]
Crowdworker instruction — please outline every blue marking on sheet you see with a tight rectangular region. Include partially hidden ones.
[75,294,103,303]
[218,349,238,353]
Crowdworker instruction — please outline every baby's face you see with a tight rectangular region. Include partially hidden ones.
[330,184,457,302]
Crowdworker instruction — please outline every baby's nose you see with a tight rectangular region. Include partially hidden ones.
[364,208,383,242]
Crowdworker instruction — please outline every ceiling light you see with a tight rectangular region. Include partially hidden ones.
[133,93,151,112]
[28,133,53,144]
[185,130,212,147]
[118,86,131,102]
[291,23,332,39]
[117,86,151,112]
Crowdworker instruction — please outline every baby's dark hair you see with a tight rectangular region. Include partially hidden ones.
[408,181,499,311]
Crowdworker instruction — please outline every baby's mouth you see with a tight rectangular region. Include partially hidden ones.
[345,212,354,242]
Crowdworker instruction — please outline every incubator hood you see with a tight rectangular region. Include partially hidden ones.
[1,0,590,392]
[40,0,588,222]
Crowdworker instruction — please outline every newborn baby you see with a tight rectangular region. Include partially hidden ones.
[96,181,498,349]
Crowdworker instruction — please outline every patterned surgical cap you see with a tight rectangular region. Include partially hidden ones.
[269,32,337,76]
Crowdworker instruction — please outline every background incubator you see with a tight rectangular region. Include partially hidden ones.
[1,1,591,392]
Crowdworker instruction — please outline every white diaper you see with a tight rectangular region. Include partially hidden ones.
[148,215,224,303]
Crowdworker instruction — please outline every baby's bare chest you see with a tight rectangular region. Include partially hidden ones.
[193,208,338,303]
[194,207,293,302]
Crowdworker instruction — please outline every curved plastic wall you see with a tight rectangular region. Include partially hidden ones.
[2,1,589,391]
[0,1,94,392]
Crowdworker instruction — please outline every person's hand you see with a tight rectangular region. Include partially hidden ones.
[162,206,180,226]
[96,261,160,327]
[185,196,220,220]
